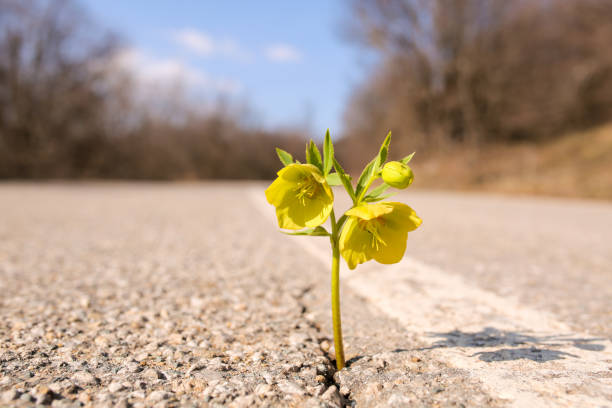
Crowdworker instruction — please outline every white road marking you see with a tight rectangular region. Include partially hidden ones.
[249,188,612,407]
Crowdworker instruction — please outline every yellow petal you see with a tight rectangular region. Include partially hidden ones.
[383,202,422,232]
[339,202,422,269]
[339,217,373,269]
[265,176,293,207]
[345,202,393,220]
[265,163,334,230]
[276,193,333,229]
[372,226,408,265]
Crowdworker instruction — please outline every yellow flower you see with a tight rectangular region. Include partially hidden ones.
[265,163,334,230]
[339,202,422,270]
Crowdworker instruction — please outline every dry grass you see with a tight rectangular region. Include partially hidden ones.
[413,124,612,200]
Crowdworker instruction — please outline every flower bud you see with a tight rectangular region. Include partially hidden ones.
[381,161,414,189]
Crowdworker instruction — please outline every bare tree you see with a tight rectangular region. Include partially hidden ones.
[340,0,612,169]
[0,0,307,180]
[0,0,120,177]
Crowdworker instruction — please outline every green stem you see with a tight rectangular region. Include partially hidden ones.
[329,210,345,370]
[356,174,378,203]
[331,239,345,370]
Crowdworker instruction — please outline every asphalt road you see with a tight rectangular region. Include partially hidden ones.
[1,183,611,407]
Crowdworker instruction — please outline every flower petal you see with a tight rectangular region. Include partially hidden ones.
[339,217,373,269]
[265,176,294,207]
[265,163,334,230]
[277,193,333,229]
[345,202,393,220]
[372,226,408,265]
[383,202,422,232]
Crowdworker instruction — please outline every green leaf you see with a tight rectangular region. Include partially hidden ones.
[354,132,392,200]
[332,157,356,201]
[400,152,415,164]
[355,157,376,199]
[364,193,395,202]
[377,131,392,166]
[325,172,342,186]
[305,140,323,172]
[365,182,391,199]
[275,148,293,166]
[281,226,330,236]
[336,214,348,230]
[323,129,334,176]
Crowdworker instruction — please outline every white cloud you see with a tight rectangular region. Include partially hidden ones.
[172,28,250,61]
[173,29,215,55]
[264,44,302,63]
[112,48,241,94]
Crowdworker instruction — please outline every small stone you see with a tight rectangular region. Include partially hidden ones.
[254,384,272,398]
[321,385,342,407]
[277,380,305,395]
[308,384,326,396]
[315,363,329,375]
[374,358,387,369]
[77,392,92,404]
[108,382,125,393]
[34,385,55,405]
[319,340,331,352]
[114,399,129,408]
[187,360,207,374]
[134,352,149,362]
[142,368,165,380]
[1,389,20,402]
[71,371,98,386]
[51,400,81,408]
[300,366,317,381]
[94,336,110,348]
[233,303,247,312]
[281,361,302,373]
[230,394,255,407]
[130,391,146,400]
[95,392,111,402]
[168,333,183,345]
[251,352,264,363]
[20,392,34,402]
[261,371,275,385]
[207,358,229,372]
[289,332,309,346]
[190,297,205,309]
[123,361,141,373]
[364,382,383,396]
[146,390,170,403]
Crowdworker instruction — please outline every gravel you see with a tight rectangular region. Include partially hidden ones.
[0,184,339,407]
[0,184,509,407]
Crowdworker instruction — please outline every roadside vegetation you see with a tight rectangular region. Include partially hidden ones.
[338,0,612,199]
[0,0,304,179]
[413,124,612,200]
[0,0,610,199]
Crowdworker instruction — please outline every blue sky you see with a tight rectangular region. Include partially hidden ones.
[81,0,375,137]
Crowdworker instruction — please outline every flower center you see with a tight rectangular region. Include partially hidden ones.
[358,217,387,250]
[295,176,319,205]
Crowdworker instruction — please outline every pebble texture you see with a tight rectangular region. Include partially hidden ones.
[0,184,340,407]
[0,184,508,407]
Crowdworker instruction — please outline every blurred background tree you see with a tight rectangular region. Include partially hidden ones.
[0,0,611,198]
[339,0,612,170]
[0,0,305,179]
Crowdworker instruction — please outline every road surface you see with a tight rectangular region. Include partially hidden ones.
[0,183,610,407]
